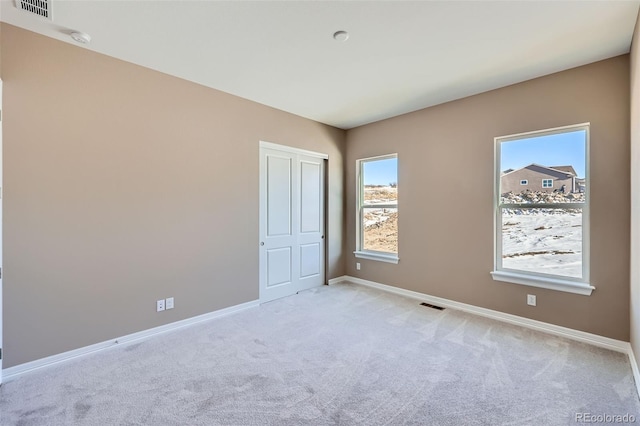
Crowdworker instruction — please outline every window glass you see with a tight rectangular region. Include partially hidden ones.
[497,126,587,281]
[358,156,398,255]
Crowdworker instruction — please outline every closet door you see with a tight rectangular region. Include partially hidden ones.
[259,144,325,303]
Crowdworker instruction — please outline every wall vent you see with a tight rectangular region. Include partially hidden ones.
[420,302,444,311]
[16,0,52,20]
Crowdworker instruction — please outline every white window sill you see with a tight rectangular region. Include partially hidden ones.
[490,270,594,296]
[354,251,399,264]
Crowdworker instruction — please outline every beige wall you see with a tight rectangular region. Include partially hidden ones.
[0,24,345,367]
[630,12,640,371]
[346,56,630,340]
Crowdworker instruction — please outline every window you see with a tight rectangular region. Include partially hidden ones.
[520,180,528,185]
[491,124,593,295]
[354,154,398,264]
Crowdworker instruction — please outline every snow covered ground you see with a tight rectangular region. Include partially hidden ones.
[501,208,582,278]
[363,186,398,252]
[363,207,397,227]
[361,187,583,278]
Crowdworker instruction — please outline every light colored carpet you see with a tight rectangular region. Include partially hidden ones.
[0,282,638,425]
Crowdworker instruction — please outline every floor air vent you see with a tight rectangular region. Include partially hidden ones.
[420,302,444,310]
[16,0,52,20]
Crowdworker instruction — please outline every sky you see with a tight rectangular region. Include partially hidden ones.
[501,130,586,178]
[363,157,397,186]
[362,129,586,185]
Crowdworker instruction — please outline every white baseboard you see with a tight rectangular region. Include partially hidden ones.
[335,275,631,354]
[339,275,640,398]
[6,277,639,398]
[2,299,259,383]
[328,275,349,286]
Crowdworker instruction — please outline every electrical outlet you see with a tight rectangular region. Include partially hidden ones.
[157,299,165,312]
[356,262,361,271]
[527,294,536,306]
[166,297,174,310]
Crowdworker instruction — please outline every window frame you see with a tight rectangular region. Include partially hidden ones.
[520,180,528,185]
[542,179,553,188]
[491,123,593,296]
[354,153,399,264]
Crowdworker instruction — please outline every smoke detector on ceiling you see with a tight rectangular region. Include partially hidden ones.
[333,31,349,42]
[15,0,52,21]
[70,32,91,44]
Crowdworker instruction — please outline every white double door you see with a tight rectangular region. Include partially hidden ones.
[259,143,325,303]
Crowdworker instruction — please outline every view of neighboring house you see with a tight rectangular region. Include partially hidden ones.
[501,163,580,194]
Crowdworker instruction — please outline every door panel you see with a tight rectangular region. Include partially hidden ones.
[266,155,292,237]
[300,243,321,278]
[260,149,299,302]
[297,154,325,292]
[300,161,321,233]
[267,248,292,287]
[259,145,325,303]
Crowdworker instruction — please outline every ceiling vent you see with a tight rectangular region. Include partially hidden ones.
[16,0,52,21]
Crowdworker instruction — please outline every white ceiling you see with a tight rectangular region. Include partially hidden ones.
[1,1,639,129]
